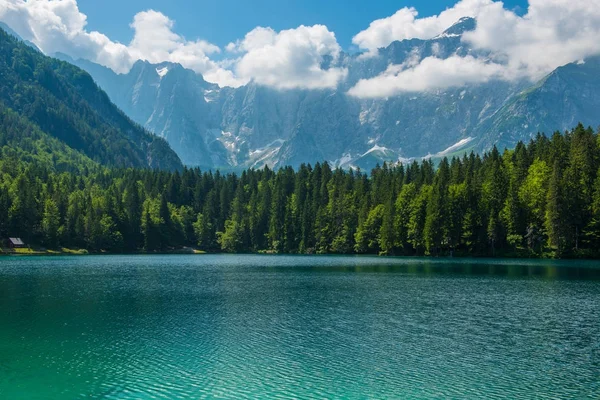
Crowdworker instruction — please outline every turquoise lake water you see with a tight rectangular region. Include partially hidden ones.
[0,255,599,399]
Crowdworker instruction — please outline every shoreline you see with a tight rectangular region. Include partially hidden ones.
[1,248,595,260]
[0,247,206,257]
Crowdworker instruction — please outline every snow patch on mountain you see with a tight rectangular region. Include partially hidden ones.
[156,67,169,78]
[362,145,391,157]
[333,153,354,168]
[248,139,286,169]
[433,32,461,39]
[426,137,474,158]
[204,89,217,103]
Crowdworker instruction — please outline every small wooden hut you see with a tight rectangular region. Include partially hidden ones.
[7,238,25,249]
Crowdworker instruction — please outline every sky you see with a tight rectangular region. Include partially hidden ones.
[75,0,528,51]
[1,0,600,97]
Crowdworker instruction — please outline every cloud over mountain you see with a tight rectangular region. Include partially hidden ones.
[352,0,493,53]
[2,0,600,95]
[0,0,344,89]
[349,0,600,98]
[0,0,243,87]
[229,25,347,90]
[348,55,511,98]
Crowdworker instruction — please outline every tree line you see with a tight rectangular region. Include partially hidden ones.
[2,124,600,258]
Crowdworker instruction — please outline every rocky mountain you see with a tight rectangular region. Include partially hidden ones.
[0,27,182,171]
[477,56,600,150]
[59,17,600,169]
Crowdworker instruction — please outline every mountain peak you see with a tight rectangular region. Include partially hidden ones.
[436,17,476,39]
[131,59,188,75]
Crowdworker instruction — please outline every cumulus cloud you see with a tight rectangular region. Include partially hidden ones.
[0,1,346,90]
[0,0,133,71]
[228,25,347,90]
[349,55,510,98]
[350,0,600,98]
[4,0,600,95]
[0,0,243,86]
[352,0,493,53]
[463,0,600,79]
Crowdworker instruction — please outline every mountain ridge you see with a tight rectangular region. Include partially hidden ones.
[26,17,600,170]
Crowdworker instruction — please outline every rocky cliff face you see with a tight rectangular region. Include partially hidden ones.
[476,56,600,150]
[64,17,600,169]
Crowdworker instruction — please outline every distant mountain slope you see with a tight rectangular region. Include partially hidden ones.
[477,56,600,150]
[63,17,521,169]
[0,27,182,171]
[58,17,600,169]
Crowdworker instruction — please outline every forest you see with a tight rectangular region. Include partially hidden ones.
[0,27,181,171]
[2,123,600,258]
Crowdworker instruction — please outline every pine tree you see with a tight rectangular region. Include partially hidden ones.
[124,181,142,251]
[0,187,11,239]
[143,209,160,252]
[584,167,600,251]
[408,186,431,255]
[394,182,417,252]
[378,199,396,255]
[41,198,60,248]
[354,204,385,254]
[424,158,450,255]
[546,161,568,255]
[158,193,172,249]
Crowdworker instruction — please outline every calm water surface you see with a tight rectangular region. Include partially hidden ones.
[0,255,599,399]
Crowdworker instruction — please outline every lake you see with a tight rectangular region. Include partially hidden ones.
[0,255,599,399]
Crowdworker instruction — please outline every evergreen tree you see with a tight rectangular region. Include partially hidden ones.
[424,158,450,255]
[546,161,568,255]
[143,209,160,252]
[41,198,60,248]
[1,123,599,259]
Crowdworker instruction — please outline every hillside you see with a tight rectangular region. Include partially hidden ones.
[0,27,182,171]
[476,56,600,150]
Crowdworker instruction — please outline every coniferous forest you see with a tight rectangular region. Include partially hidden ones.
[2,123,600,258]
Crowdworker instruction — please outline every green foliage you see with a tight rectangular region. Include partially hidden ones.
[2,123,600,258]
[0,28,181,171]
[354,204,385,254]
[41,198,60,248]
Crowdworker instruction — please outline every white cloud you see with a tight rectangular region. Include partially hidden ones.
[0,0,133,71]
[226,26,276,53]
[231,25,347,90]
[0,0,242,86]
[350,0,600,98]
[4,0,600,95]
[0,1,346,90]
[349,55,510,98]
[352,0,493,53]
[463,0,600,79]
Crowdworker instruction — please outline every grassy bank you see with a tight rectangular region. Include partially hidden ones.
[0,247,89,256]
[0,247,208,256]
[0,244,591,259]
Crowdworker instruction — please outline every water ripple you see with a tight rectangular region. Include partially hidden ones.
[0,255,599,399]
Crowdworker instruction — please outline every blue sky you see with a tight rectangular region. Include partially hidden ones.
[78,0,528,50]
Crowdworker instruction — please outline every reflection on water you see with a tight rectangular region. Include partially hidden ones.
[0,255,599,399]
[321,260,600,280]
